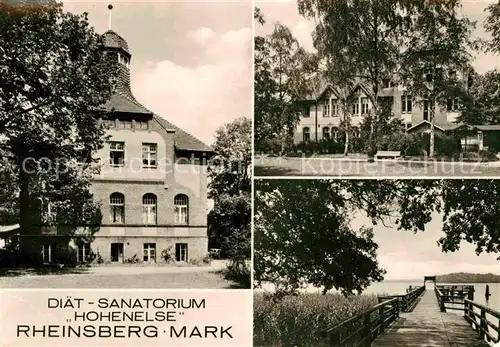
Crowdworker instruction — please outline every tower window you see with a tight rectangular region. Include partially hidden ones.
[118,53,129,67]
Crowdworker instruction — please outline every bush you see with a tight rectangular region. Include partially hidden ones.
[161,246,175,263]
[203,253,212,265]
[96,251,104,264]
[223,259,250,289]
[256,137,283,155]
[254,292,378,347]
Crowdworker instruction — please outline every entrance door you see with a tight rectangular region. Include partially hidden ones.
[110,243,124,262]
[143,243,156,263]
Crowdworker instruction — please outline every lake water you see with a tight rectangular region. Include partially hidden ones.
[259,281,500,311]
[364,281,500,312]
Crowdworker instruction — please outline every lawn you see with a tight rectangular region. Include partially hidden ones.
[0,261,244,289]
[254,156,500,177]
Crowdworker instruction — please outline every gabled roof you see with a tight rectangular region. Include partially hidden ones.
[407,120,462,133]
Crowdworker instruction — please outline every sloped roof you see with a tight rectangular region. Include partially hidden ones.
[302,74,397,101]
[153,115,213,153]
[407,121,462,133]
[476,125,500,131]
[0,224,19,234]
[103,93,152,115]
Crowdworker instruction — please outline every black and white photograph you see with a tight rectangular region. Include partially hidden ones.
[254,0,500,177]
[254,179,500,347]
[0,1,251,289]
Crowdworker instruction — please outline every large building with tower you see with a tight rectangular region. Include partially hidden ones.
[36,29,213,265]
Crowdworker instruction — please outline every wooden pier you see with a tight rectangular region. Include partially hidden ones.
[372,289,490,346]
[323,277,500,347]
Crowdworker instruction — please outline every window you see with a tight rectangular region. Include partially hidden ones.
[401,95,412,113]
[117,120,125,129]
[323,101,330,117]
[175,243,188,262]
[352,103,360,115]
[174,194,189,224]
[467,75,473,89]
[361,98,369,115]
[143,243,156,262]
[425,70,433,82]
[77,242,90,263]
[142,193,157,224]
[124,121,132,129]
[41,199,56,224]
[142,143,157,168]
[303,127,310,142]
[137,120,148,130]
[118,53,129,67]
[303,106,310,118]
[323,127,330,140]
[332,100,339,116]
[423,99,429,121]
[332,127,339,139]
[352,128,361,138]
[76,149,90,165]
[110,193,124,224]
[447,98,459,111]
[42,243,53,263]
[109,142,125,166]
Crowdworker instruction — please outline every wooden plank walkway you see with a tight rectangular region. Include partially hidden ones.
[372,290,490,347]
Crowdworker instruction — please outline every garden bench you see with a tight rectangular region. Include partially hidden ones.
[374,150,401,160]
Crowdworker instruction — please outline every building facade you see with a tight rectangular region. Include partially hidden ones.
[40,30,213,265]
[293,70,487,148]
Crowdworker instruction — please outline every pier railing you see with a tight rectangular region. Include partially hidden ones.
[323,286,424,347]
[434,285,474,312]
[378,286,425,312]
[464,299,500,344]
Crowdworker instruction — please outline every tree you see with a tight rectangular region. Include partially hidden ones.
[208,117,251,287]
[458,70,500,125]
[254,15,316,152]
[208,117,251,197]
[255,179,500,295]
[299,0,404,158]
[0,1,116,262]
[485,0,500,54]
[400,0,475,157]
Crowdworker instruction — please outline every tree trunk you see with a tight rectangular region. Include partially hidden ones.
[344,131,350,156]
[430,104,436,157]
[18,160,30,252]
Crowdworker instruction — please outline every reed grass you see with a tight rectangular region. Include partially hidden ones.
[253,292,379,347]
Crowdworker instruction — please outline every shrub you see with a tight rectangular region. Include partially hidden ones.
[96,252,104,264]
[161,246,175,264]
[203,253,212,265]
[253,292,378,347]
[223,259,250,288]
[124,254,139,263]
[257,137,283,155]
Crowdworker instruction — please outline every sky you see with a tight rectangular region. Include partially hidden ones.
[256,0,500,74]
[350,211,500,281]
[62,0,252,146]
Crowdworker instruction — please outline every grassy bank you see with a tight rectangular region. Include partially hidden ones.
[254,292,379,347]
